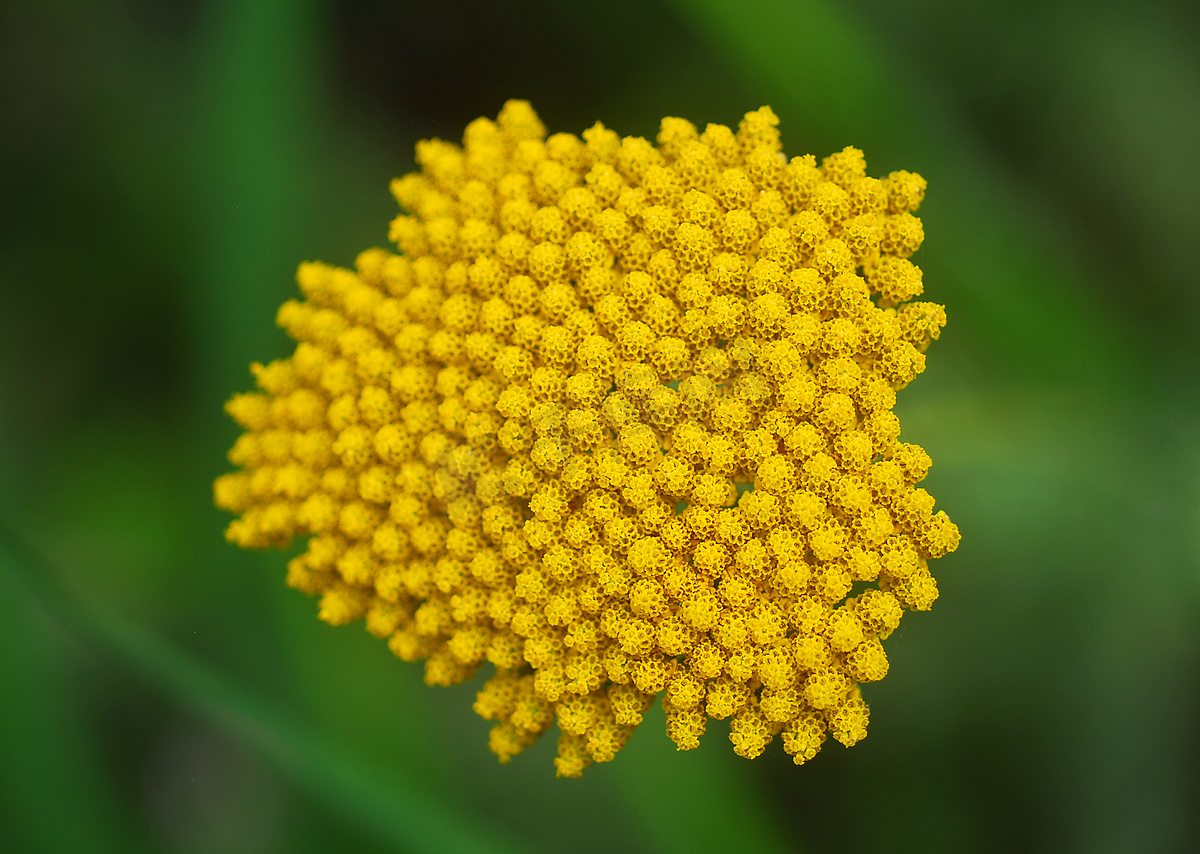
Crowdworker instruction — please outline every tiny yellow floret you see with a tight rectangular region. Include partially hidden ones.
[217,101,959,776]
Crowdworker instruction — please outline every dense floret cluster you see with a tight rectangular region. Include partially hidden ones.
[215,101,959,776]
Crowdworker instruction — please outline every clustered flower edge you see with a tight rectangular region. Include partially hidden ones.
[215,101,960,777]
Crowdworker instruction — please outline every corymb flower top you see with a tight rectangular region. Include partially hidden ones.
[215,101,960,777]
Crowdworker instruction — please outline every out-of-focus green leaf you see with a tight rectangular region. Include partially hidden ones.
[191,0,326,394]
[0,559,140,854]
[613,702,794,853]
[0,531,533,854]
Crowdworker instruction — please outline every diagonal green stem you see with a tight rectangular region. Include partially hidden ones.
[0,527,532,854]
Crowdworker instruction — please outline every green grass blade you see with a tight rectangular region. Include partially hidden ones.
[0,529,533,854]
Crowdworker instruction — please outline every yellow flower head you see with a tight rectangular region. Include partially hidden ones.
[215,101,960,776]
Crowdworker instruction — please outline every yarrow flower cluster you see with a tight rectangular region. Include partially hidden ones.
[215,101,959,776]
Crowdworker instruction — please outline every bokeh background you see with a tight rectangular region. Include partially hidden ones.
[3,0,1199,851]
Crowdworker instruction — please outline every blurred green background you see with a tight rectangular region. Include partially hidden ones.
[2,0,1199,851]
